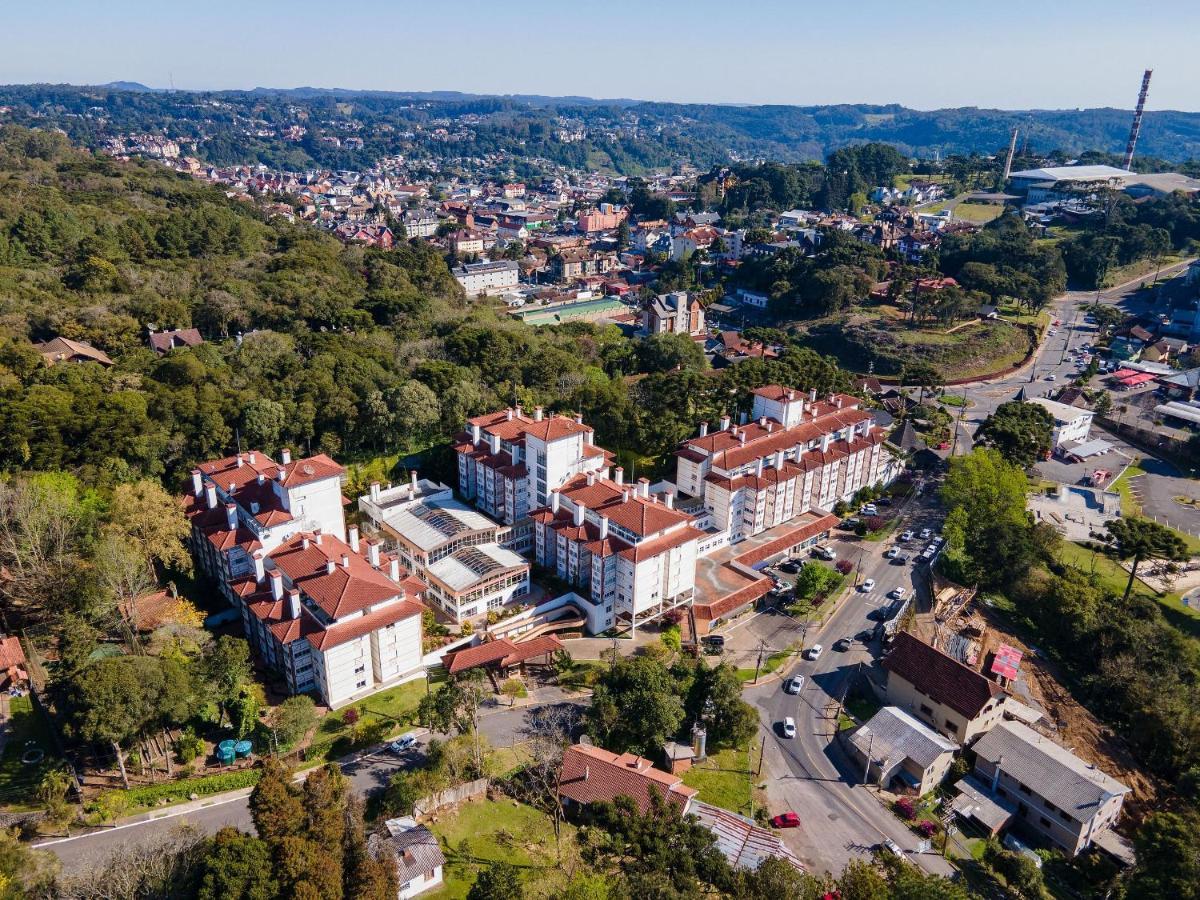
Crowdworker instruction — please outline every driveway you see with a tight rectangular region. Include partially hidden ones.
[1128,457,1200,536]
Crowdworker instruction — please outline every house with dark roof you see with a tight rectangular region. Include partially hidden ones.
[882,632,1009,745]
[372,817,446,898]
[558,743,698,816]
[147,327,204,354]
[33,336,113,367]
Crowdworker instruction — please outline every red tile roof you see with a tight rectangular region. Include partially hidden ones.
[0,636,26,670]
[558,744,697,815]
[444,634,564,674]
[269,533,403,619]
[882,632,1005,719]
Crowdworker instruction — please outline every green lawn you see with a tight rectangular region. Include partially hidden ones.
[310,677,428,760]
[426,798,577,899]
[1058,542,1200,639]
[951,202,1005,224]
[736,643,800,683]
[1109,463,1146,517]
[681,745,755,816]
[0,695,59,808]
[844,694,882,725]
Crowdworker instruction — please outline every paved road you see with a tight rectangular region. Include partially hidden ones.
[744,489,955,877]
[37,699,582,876]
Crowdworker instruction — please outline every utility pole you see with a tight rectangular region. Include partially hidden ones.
[863,732,874,786]
[752,638,769,683]
[755,735,766,777]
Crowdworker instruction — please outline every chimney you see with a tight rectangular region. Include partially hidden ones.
[821,433,832,453]
[698,421,708,437]
[489,433,501,455]
[739,433,747,446]
[534,406,544,422]
[253,552,265,583]
[614,466,624,486]
[280,447,291,465]
[550,490,561,513]
[827,393,835,404]
[586,471,595,486]
[835,396,843,409]
[584,765,590,781]
[809,388,817,402]
[622,489,631,503]
[638,477,650,498]
[257,473,265,485]
[389,556,400,581]
[248,451,256,465]
[224,502,237,531]
[314,530,323,545]
[788,390,796,401]
[191,469,203,497]
[236,454,244,468]
[599,515,609,539]
[270,570,283,601]
[367,540,381,567]
[505,408,514,421]
[471,423,482,446]
[302,536,310,550]
[348,525,360,553]
[515,404,523,418]
[664,490,675,510]
[286,587,301,620]
[759,416,768,428]
[755,458,765,477]
[205,483,218,510]
[325,558,336,575]
[370,481,381,502]
[991,755,1003,794]
[575,411,584,425]
[341,553,351,570]
[719,415,731,431]
[775,450,785,469]
[275,468,285,482]
[573,501,586,528]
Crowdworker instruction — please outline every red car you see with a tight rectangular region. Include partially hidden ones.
[771,811,800,829]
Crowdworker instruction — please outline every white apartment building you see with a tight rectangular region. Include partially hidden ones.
[675,386,891,544]
[452,259,519,296]
[454,405,610,526]
[184,450,426,708]
[185,449,348,590]
[1029,397,1094,448]
[358,476,531,624]
[530,469,703,634]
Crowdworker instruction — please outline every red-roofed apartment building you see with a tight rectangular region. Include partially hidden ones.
[184,449,425,707]
[676,386,894,544]
[530,469,702,635]
[454,405,611,534]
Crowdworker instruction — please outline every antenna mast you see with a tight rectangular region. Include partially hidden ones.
[1002,127,1019,181]
[1123,69,1152,171]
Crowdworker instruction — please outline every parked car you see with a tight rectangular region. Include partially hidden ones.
[833,637,853,652]
[861,504,878,516]
[390,733,418,753]
[889,587,907,599]
[816,546,837,561]
[860,578,876,593]
[922,547,936,560]
[702,634,725,649]
[900,530,915,541]
[771,811,800,829]
[892,552,910,565]
[784,674,805,694]
[805,644,823,661]
[778,559,800,573]
[880,839,906,859]
[1045,373,1056,381]
[781,717,796,738]
[919,528,932,539]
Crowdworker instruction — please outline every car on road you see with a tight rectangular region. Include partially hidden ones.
[770,811,800,829]
[889,587,907,599]
[884,547,898,559]
[1045,373,1057,381]
[781,717,796,738]
[815,545,837,561]
[880,839,906,859]
[833,637,853,652]
[860,578,876,593]
[900,530,914,541]
[390,733,418,753]
[805,644,823,661]
[784,674,805,694]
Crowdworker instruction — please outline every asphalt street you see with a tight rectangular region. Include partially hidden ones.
[743,488,955,876]
[36,699,583,876]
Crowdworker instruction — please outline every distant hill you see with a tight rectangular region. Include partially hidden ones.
[97,81,160,93]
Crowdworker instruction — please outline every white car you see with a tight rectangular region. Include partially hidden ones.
[781,717,797,738]
[889,587,907,599]
[860,579,876,593]
[900,530,914,541]
[816,546,836,561]
[861,504,877,515]
[919,528,933,539]
[390,733,418,753]
[884,547,898,559]
[805,644,823,661]
[922,547,937,560]
[784,675,805,694]
[1045,373,1057,381]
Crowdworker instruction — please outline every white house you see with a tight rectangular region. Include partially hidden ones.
[1029,397,1094,448]
[374,817,445,898]
[453,259,519,296]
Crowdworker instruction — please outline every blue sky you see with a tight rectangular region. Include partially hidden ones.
[5,1,1198,110]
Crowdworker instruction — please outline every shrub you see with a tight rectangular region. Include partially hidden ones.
[342,707,360,728]
[176,727,204,764]
[894,797,916,819]
[865,515,887,532]
[918,819,938,837]
[835,559,854,575]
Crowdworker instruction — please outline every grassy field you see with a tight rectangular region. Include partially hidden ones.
[1058,541,1200,639]
[311,677,428,759]
[0,695,59,808]
[951,202,1006,224]
[426,797,577,899]
[1109,463,1147,517]
[681,745,756,816]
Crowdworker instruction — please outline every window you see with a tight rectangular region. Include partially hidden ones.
[354,665,365,674]
[1039,816,1052,828]
[356,679,368,689]
[919,704,933,716]
[1019,783,1032,796]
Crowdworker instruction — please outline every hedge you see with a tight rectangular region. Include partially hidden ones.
[89,768,262,819]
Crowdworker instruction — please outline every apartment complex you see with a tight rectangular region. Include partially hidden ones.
[676,386,889,543]
[452,259,519,296]
[530,470,704,634]
[454,405,610,526]
[358,477,531,624]
[184,450,426,708]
